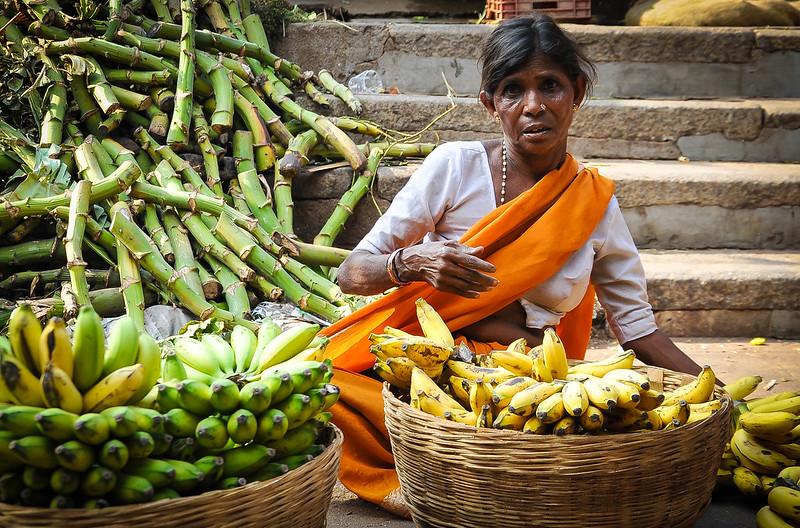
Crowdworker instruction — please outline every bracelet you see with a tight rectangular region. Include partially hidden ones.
[386,247,411,286]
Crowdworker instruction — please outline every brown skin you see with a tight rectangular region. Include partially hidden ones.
[337,53,706,378]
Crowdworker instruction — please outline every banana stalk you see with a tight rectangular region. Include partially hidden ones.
[208,253,252,320]
[0,268,121,292]
[269,232,351,268]
[195,258,223,300]
[143,203,175,265]
[191,103,223,195]
[103,68,173,86]
[47,37,179,74]
[110,85,152,112]
[39,56,68,147]
[145,104,170,141]
[232,91,275,172]
[0,238,66,266]
[162,208,205,298]
[103,0,124,41]
[165,0,197,150]
[109,202,146,331]
[317,69,362,115]
[65,179,92,308]
[279,128,320,178]
[232,131,280,233]
[84,56,122,115]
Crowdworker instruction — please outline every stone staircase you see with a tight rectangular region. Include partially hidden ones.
[273,20,800,338]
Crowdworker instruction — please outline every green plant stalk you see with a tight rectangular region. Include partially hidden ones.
[39,56,68,146]
[109,202,146,330]
[84,56,122,115]
[145,105,170,141]
[124,110,152,131]
[135,149,156,175]
[0,238,66,266]
[0,161,140,223]
[27,21,71,41]
[0,267,121,291]
[39,287,158,320]
[103,0,124,41]
[149,0,173,23]
[226,179,250,214]
[232,91,275,172]
[278,128,320,178]
[64,180,92,308]
[103,68,172,85]
[20,0,72,29]
[52,207,117,256]
[109,206,258,331]
[270,231,351,268]
[74,143,114,214]
[65,72,102,137]
[213,214,344,322]
[0,151,20,174]
[194,257,223,300]
[314,146,383,248]
[317,69,362,115]
[149,86,175,112]
[311,141,437,159]
[59,122,84,173]
[191,103,223,195]
[327,116,389,138]
[133,127,216,198]
[162,208,205,298]
[4,218,43,245]
[208,252,251,320]
[47,37,178,78]
[99,108,127,136]
[100,138,143,177]
[232,131,280,233]
[201,0,236,37]
[166,0,197,150]
[143,203,175,264]
[229,73,293,147]
[110,85,152,112]
[84,135,116,177]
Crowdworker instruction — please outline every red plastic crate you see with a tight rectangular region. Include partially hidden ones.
[485,0,591,20]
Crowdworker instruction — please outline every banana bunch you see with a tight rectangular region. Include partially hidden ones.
[371,297,456,388]
[380,321,727,436]
[757,470,800,528]
[0,305,160,415]
[163,319,326,386]
[713,374,800,513]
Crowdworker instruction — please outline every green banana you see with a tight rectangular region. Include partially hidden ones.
[200,334,236,374]
[0,405,44,436]
[128,332,162,405]
[103,315,140,377]
[50,494,76,508]
[254,322,321,373]
[54,439,95,472]
[238,379,273,415]
[101,405,142,437]
[34,407,78,442]
[0,354,45,407]
[248,461,289,482]
[150,430,174,457]
[9,435,59,469]
[227,409,258,444]
[161,349,188,383]
[71,305,106,392]
[230,325,259,373]
[127,406,166,435]
[253,318,282,367]
[0,430,21,463]
[320,384,341,412]
[19,486,51,507]
[167,435,196,462]
[254,408,289,443]
[122,457,176,488]
[195,416,229,450]
[39,360,83,414]
[164,407,203,437]
[273,453,314,471]
[124,431,155,459]
[214,476,247,490]
[152,487,181,501]
[176,379,215,416]
[80,465,117,497]
[273,392,313,430]
[22,464,52,490]
[172,337,225,378]
[7,304,43,376]
[111,473,154,505]
[72,412,112,445]
[39,317,73,378]
[0,471,24,503]
[193,455,224,484]
[98,439,130,471]
[156,383,182,412]
[264,419,319,458]
[209,378,241,414]
[49,467,80,495]
[82,497,112,509]
[219,443,275,478]
[162,458,205,493]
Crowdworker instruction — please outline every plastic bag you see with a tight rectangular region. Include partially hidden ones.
[347,69,384,94]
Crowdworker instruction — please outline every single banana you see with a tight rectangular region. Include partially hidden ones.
[756,505,795,528]
[0,405,42,437]
[175,379,215,416]
[72,412,112,445]
[468,379,493,416]
[55,439,96,472]
[111,473,155,505]
[80,465,117,497]
[383,325,413,338]
[7,304,43,376]
[579,404,604,432]
[748,392,799,412]
[227,409,258,444]
[637,388,665,411]
[552,415,579,436]
[541,327,568,381]
[252,318,282,366]
[536,391,566,424]
[740,411,800,438]
[0,354,44,407]
[40,361,83,414]
[522,414,548,434]
[200,334,236,374]
[9,435,59,469]
[506,337,527,355]
[723,375,763,401]
[561,380,589,417]
[747,424,800,446]
[71,305,106,392]
[219,443,275,478]
[445,360,516,383]
[492,406,529,430]
[662,365,716,406]
[394,338,453,370]
[530,346,552,383]
[448,376,473,407]
[122,457,177,488]
[491,376,538,408]
[732,428,795,475]
[489,349,534,377]
[230,324,259,373]
[769,486,800,523]
[507,380,564,418]
[476,404,492,429]
[38,317,73,378]
[102,315,140,377]
[651,399,690,426]
[373,360,411,390]
[195,415,230,450]
[34,407,78,442]
[82,363,145,413]
[414,297,455,348]
[603,378,641,409]
[172,337,226,378]
[410,366,465,411]
[254,408,289,443]
[127,331,161,405]
[194,455,225,485]
[254,322,321,373]
[209,378,241,415]
[732,465,764,496]
[750,395,800,416]
[567,349,636,378]
[601,368,650,392]
[603,407,650,432]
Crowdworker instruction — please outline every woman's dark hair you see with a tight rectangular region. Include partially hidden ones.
[479,12,597,102]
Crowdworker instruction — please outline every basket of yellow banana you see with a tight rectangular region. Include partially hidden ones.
[0,305,343,528]
[375,299,732,528]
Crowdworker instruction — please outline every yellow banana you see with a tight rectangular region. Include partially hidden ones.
[778,466,800,483]
[603,378,641,409]
[756,505,795,528]
[416,390,457,421]
[387,355,441,384]
[444,408,478,426]
[448,376,473,407]
[662,365,717,406]
[637,388,665,411]
[414,298,454,348]
[489,349,534,377]
[740,411,800,438]
[522,414,548,434]
[506,337,527,355]
[445,360,516,383]
[732,465,764,496]
[468,379,493,415]
[476,404,492,428]
[39,361,83,414]
[492,406,528,430]
[601,368,651,393]
[507,380,564,418]
[541,327,568,381]
[82,364,145,413]
[561,380,589,417]
[7,304,43,376]
[396,338,452,370]
[769,486,800,523]
[374,358,410,389]
[0,354,44,407]
[474,354,497,368]
[685,401,722,424]
[491,376,538,408]
[579,404,604,432]
[723,375,762,401]
[767,442,800,461]
[536,391,565,424]
[102,315,140,377]
[382,325,412,338]
[38,317,73,379]
[747,392,799,412]
[552,415,579,436]
[578,375,619,411]
[603,407,650,432]
[567,349,636,378]
[750,395,800,416]
[651,399,690,426]
[746,424,800,446]
[411,367,465,411]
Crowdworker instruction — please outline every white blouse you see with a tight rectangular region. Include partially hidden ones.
[353,141,658,344]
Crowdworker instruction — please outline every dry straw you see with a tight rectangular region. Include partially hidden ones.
[0,424,343,528]
[384,366,731,528]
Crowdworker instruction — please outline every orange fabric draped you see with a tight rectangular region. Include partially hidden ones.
[322,154,614,515]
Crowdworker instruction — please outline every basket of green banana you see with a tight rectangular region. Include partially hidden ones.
[710,375,800,527]
[374,298,732,527]
[0,306,343,527]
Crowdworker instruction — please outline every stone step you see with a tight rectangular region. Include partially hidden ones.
[273,21,800,99]
[292,158,800,250]
[315,93,800,162]
[640,249,800,338]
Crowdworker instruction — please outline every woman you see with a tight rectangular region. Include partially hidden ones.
[320,12,704,517]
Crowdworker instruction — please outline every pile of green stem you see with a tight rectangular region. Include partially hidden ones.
[0,0,438,330]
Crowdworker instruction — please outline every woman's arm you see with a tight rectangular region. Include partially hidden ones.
[622,329,703,376]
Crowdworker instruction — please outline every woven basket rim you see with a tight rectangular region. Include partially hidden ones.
[0,423,343,524]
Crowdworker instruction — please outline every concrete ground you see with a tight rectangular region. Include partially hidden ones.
[325,337,800,527]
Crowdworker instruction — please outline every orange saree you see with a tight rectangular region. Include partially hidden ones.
[320,154,614,515]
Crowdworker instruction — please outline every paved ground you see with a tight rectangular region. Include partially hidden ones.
[325,337,800,527]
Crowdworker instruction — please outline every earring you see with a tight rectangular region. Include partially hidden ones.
[539,103,546,111]
[494,115,501,124]
[573,104,579,113]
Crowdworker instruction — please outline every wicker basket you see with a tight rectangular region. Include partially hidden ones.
[0,424,343,528]
[485,0,592,21]
[383,366,731,528]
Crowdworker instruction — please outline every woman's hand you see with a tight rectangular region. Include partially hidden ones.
[395,240,498,298]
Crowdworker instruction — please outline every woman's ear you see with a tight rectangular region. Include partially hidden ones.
[479,91,496,117]
[573,76,587,107]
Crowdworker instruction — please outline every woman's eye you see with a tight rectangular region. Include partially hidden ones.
[543,79,560,91]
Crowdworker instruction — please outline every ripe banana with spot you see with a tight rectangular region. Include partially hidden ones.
[0,354,44,407]
[567,349,636,378]
[739,411,800,438]
[411,366,465,411]
[7,304,43,376]
[40,361,83,414]
[662,365,716,406]
[507,380,564,418]
[492,376,538,408]
[489,349,534,377]
[445,360,516,383]
[541,327,568,381]
[414,297,455,348]
[39,317,73,379]
[82,364,146,413]
[768,485,800,523]
[723,375,763,401]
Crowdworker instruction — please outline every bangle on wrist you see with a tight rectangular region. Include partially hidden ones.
[387,248,411,286]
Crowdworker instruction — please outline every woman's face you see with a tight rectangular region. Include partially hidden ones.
[483,53,585,162]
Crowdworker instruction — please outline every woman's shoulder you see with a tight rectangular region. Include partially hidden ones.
[429,140,488,160]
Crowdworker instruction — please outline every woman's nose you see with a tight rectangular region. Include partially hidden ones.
[522,90,545,114]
